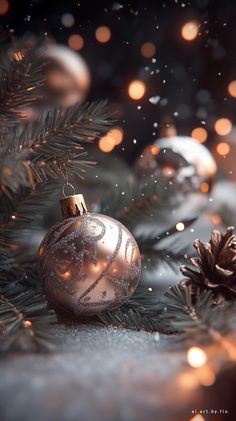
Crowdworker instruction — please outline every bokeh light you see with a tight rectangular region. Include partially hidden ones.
[181,21,199,41]
[95,26,111,43]
[140,42,156,58]
[191,127,208,143]
[128,80,146,100]
[200,182,209,193]
[228,80,236,98]
[214,118,232,136]
[68,34,84,51]
[187,347,207,368]
[176,222,185,231]
[0,0,9,15]
[109,127,124,145]
[99,135,115,153]
[189,415,206,421]
[216,142,231,155]
[61,13,75,28]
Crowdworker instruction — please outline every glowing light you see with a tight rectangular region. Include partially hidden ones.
[140,42,156,58]
[199,366,216,386]
[187,347,207,368]
[191,127,208,143]
[68,34,84,51]
[176,222,185,231]
[200,182,209,193]
[0,0,9,16]
[109,127,124,145]
[210,214,222,225]
[189,415,206,421]
[181,21,199,41]
[95,26,111,43]
[128,80,146,100]
[11,215,16,220]
[214,118,232,136]
[99,135,115,153]
[216,142,230,156]
[62,271,71,280]
[228,80,236,98]
[24,320,32,327]
[150,145,159,155]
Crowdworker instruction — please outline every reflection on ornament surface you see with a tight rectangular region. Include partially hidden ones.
[136,136,217,195]
[39,45,90,107]
[38,213,141,315]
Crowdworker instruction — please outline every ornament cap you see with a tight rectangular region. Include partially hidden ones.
[60,194,88,218]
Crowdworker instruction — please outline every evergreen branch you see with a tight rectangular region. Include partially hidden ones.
[161,283,236,339]
[0,49,45,123]
[99,287,165,332]
[0,282,57,352]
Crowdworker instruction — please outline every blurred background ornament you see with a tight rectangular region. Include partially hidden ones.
[135,136,217,198]
[38,193,141,315]
[37,44,90,108]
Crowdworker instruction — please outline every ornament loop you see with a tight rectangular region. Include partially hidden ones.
[63,182,76,198]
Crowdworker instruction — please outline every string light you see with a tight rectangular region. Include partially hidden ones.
[95,26,111,43]
[187,347,207,368]
[181,21,199,41]
[140,42,156,58]
[228,80,236,98]
[0,0,9,16]
[214,118,232,136]
[191,127,208,143]
[176,222,185,231]
[24,320,32,327]
[68,34,84,51]
[150,145,159,155]
[216,142,231,156]
[128,80,146,100]
[200,182,209,193]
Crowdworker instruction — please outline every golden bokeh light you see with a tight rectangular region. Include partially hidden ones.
[150,145,160,155]
[198,366,216,386]
[128,80,146,100]
[191,127,208,143]
[228,80,236,98]
[109,127,124,145]
[216,142,231,156]
[68,34,84,51]
[200,182,209,193]
[181,21,199,41]
[189,415,206,421]
[140,42,156,58]
[0,0,9,15]
[187,347,207,368]
[176,222,185,231]
[24,320,32,327]
[210,214,222,225]
[214,118,232,136]
[99,135,115,153]
[95,26,111,43]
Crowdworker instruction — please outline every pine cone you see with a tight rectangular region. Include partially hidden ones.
[180,226,236,297]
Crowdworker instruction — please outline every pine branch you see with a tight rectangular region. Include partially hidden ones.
[161,283,236,340]
[0,101,112,192]
[99,287,165,332]
[0,49,45,123]
[0,282,57,352]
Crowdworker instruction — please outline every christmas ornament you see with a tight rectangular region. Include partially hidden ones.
[135,136,217,195]
[38,45,90,107]
[180,226,236,297]
[38,190,141,315]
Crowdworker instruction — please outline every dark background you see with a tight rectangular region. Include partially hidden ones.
[1,0,236,162]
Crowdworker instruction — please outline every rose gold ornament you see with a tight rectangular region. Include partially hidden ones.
[38,45,90,107]
[135,136,217,195]
[38,193,141,315]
